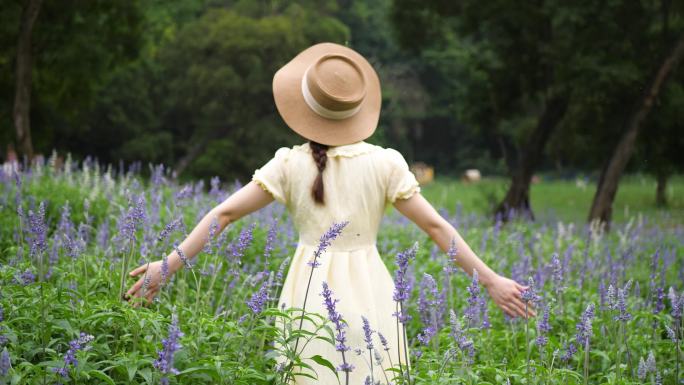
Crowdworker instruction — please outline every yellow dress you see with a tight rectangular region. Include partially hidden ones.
[252,140,420,385]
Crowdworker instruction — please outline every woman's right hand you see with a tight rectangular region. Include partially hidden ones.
[125,260,165,307]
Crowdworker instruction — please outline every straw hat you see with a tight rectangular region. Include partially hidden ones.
[272,42,381,146]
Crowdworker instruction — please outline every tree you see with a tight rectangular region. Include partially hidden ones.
[13,0,42,159]
[1,0,144,160]
[390,0,583,220]
[638,80,684,207]
[155,4,349,179]
[589,33,684,224]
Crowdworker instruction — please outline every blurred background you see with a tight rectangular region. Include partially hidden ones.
[1,0,683,224]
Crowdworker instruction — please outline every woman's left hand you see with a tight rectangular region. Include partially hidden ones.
[485,274,537,319]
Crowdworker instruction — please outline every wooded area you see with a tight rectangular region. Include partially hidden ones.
[1,0,683,225]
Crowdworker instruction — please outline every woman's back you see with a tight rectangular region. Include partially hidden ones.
[252,140,420,250]
[253,140,420,384]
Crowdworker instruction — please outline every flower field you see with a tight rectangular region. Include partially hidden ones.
[0,156,682,385]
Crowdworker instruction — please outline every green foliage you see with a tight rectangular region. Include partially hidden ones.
[1,158,683,384]
[1,0,683,185]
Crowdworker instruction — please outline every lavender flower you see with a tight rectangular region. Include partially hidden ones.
[154,313,184,385]
[230,223,256,263]
[320,282,354,374]
[646,351,656,374]
[449,309,474,361]
[606,284,616,309]
[638,357,648,380]
[27,201,48,260]
[668,287,683,320]
[561,341,578,362]
[575,303,595,348]
[19,269,35,285]
[321,282,350,352]
[307,221,349,268]
[263,219,278,260]
[0,349,9,377]
[653,287,665,314]
[613,289,632,322]
[173,243,192,269]
[536,305,551,347]
[417,272,446,342]
[0,305,3,322]
[665,325,677,342]
[638,351,657,380]
[361,316,374,350]
[464,269,481,325]
[551,253,565,294]
[161,256,169,285]
[116,193,146,252]
[392,243,418,324]
[246,282,270,314]
[521,276,541,304]
[52,333,95,378]
[158,217,182,244]
[378,332,390,352]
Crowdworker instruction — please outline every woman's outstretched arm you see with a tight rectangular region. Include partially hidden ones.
[393,192,536,319]
[125,181,275,305]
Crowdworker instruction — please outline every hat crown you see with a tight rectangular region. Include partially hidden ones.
[306,53,367,112]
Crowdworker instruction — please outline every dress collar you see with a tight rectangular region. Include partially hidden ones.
[293,141,379,158]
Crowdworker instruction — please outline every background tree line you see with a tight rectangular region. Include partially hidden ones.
[1,0,683,225]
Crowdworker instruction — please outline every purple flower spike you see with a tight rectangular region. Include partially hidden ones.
[173,243,192,269]
[19,269,35,285]
[668,287,683,320]
[521,277,541,304]
[575,303,595,348]
[378,332,390,351]
[52,332,94,379]
[320,282,354,375]
[0,349,10,377]
[536,305,551,347]
[246,282,270,314]
[153,313,184,383]
[449,309,475,361]
[613,289,632,323]
[464,269,481,325]
[392,243,418,324]
[361,316,374,350]
[307,221,349,268]
[321,282,349,352]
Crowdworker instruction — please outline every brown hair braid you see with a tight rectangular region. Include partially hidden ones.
[309,140,329,204]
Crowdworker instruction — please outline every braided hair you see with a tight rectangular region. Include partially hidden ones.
[309,140,329,204]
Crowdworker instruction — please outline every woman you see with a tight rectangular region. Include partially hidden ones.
[125,42,534,384]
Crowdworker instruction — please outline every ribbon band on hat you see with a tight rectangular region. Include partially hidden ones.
[301,66,363,120]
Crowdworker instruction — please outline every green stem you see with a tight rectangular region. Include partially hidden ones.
[118,245,133,301]
[525,301,530,384]
[583,340,590,385]
[616,322,622,382]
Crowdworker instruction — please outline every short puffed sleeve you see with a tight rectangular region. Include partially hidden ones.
[252,147,290,204]
[385,148,421,204]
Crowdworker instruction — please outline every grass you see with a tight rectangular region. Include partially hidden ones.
[418,174,684,225]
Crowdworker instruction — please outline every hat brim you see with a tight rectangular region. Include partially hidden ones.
[272,42,381,146]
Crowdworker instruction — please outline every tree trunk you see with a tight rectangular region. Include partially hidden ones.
[13,0,43,161]
[174,136,209,176]
[495,94,569,221]
[656,172,668,207]
[588,33,684,225]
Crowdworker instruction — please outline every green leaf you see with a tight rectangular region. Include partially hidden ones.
[309,355,339,379]
[87,370,116,385]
